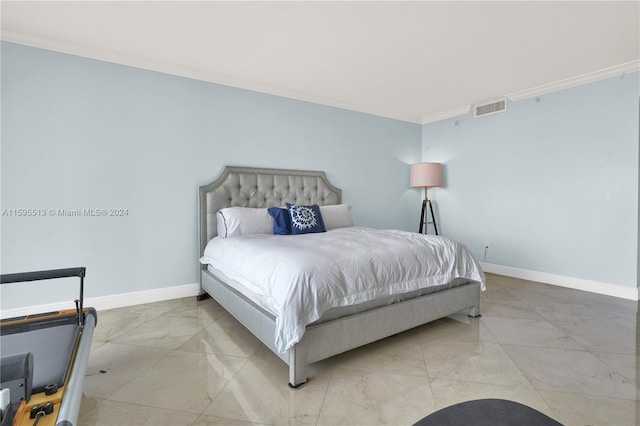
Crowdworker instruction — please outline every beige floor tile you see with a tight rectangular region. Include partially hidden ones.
[488,274,534,288]
[503,345,636,399]
[204,347,331,425]
[123,298,193,315]
[100,298,190,321]
[594,352,639,383]
[534,302,637,355]
[109,350,246,413]
[555,318,636,355]
[178,315,262,358]
[94,298,193,342]
[421,340,532,388]
[93,308,159,343]
[479,298,547,320]
[568,290,637,314]
[89,340,106,351]
[328,331,428,376]
[78,396,199,425]
[479,279,520,302]
[534,301,636,331]
[317,368,435,426]
[506,279,612,308]
[538,390,639,426]
[78,274,638,426]
[165,297,232,322]
[111,310,216,349]
[410,315,497,344]
[482,316,583,350]
[83,342,172,398]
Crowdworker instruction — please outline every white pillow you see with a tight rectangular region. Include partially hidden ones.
[319,204,353,230]
[216,207,273,238]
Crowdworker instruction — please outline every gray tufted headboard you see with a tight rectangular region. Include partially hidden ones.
[199,166,342,258]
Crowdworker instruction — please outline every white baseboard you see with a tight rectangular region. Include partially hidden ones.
[481,263,639,301]
[0,282,201,319]
[3,265,636,318]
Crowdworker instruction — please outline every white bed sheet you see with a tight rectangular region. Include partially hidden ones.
[200,227,485,352]
[206,264,471,322]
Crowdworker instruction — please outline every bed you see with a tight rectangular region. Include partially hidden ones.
[198,166,484,388]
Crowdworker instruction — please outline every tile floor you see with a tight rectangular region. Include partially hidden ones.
[78,273,639,425]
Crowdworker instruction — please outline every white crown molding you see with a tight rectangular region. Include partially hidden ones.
[1,30,422,124]
[421,105,471,125]
[422,60,639,125]
[2,31,636,125]
[506,60,640,101]
[481,262,639,301]
[0,282,201,319]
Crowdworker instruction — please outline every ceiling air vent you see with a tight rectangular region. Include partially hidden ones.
[474,99,506,117]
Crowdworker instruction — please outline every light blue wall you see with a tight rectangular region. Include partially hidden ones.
[1,42,421,309]
[422,73,639,288]
[4,42,636,309]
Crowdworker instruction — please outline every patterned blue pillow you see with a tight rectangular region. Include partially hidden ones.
[286,203,326,234]
[268,207,291,235]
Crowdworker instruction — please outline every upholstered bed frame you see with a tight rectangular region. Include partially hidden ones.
[198,166,481,388]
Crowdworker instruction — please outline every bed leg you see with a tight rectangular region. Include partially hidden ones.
[196,292,210,302]
[468,304,481,318]
[287,346,308,389]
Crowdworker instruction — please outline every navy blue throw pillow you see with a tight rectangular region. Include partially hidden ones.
[268,207,291,235]
[286,203,326,234]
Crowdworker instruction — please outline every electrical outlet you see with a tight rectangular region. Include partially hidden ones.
[484,241,490,250]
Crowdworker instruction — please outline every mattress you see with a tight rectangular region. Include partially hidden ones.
[201,227,485,352]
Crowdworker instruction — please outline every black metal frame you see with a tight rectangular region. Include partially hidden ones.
[1,267,86,327]
[418,197,439,235]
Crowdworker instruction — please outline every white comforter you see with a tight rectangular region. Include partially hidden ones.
[200,227,485,353]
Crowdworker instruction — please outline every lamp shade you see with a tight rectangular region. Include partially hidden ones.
[410,162,442,188]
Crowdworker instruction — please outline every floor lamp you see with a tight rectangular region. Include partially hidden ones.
[410,162,442,235]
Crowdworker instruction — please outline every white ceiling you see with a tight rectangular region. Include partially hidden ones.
[2,1,639,124]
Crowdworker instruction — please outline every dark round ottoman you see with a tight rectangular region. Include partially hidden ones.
[413,399,563,426]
